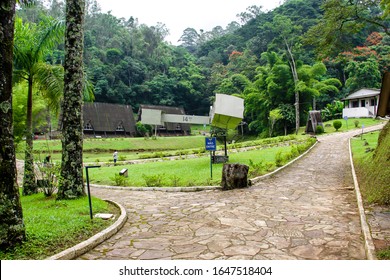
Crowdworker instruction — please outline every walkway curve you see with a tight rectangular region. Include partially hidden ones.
[78,125,384,260]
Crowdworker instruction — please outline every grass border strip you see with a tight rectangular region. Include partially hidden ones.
[46,200,128,260]
[90,184,222,192]
[348,136,378,260]
[249,138,318,185]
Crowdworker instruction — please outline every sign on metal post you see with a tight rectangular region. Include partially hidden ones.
[205,137,216,179]
[205,137,217,151]
[343,116,348,129]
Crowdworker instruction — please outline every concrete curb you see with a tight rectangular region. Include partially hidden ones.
[249,139,319,185]
[348,137,378,260]
[46,200,128,260]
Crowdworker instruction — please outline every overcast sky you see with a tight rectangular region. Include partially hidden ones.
[96,0,282,44]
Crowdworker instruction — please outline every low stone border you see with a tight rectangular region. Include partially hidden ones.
[46,200,128,260]
[249,139,319,185]
[348,138,377,260]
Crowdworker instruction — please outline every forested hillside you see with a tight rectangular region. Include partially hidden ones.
[14,0,390,137]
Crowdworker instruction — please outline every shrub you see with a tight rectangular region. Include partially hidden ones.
[316,125,324,134]
[333,120,342,131]
[354,120,360,128]
[275,151,284,167]
[110,173,128,186]
[36,161,61,197]
[142,174,164,187]
[170,175,181,187]
[248,159,265,177]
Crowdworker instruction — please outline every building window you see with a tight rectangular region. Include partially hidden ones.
[370,98,377,106]
[352,101,359,108]
[361,100,365,107]
[116,122,125,131]
[84,121,93,131]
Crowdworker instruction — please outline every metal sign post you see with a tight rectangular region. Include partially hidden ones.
[361,124,365,140]
[343,116,348,129]
[85,165,101,220]
[205,137,217,179]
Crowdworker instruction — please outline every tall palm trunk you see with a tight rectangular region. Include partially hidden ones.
[284,37,300,134]
[58,0,86,199]
[0,0,26,248]
[22,77,37,195]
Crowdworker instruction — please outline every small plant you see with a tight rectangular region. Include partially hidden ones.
[36,161,61,197]
[275,151,284,167]
[169,175,181,187]
[316,125,324,134]
[119,155,126,161]
[354,120,360,128]
[333,120,342,131]
[142,174,164,187]
[110,173,128,186]
[248,159,265,177]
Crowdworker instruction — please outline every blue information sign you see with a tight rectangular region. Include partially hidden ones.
[205,137,217,151]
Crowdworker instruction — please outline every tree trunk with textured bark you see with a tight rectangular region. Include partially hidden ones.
[0,0,26,248]
[221,163,249,190]
[22,77,37,195]
[58,0,86,199]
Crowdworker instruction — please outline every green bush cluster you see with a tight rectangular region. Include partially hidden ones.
[142,174,164,187]
[110,173,128,186]
[316,125,324,134]
[274,138,316,168]
[333,120,342,131]
[248,159,273,177]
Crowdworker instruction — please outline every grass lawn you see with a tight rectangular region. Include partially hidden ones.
[87,138,315,187]
[0,193,118,260]
[298,117,385,134]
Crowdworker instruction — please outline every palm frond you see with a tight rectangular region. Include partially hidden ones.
[83,71,95,102]
[34,63,64,115]
[34,18,65,61]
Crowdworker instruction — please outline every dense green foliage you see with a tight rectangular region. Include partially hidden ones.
[15,0,389,138]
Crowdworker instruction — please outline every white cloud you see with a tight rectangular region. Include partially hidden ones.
[96,0,281,44]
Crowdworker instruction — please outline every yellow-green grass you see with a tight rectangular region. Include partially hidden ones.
[298,117,385,134]
[0,193,117,260]
[87,138,315,187]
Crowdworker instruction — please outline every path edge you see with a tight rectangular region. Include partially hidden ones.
[249,138,319,185]
[348,137,377,260]
[46,200,128,260]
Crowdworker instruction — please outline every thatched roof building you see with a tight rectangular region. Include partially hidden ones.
[82,102,136,137]
[138,104,191,135]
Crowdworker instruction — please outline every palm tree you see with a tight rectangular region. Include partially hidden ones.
[13,15,64,195]
[57,0,86,199]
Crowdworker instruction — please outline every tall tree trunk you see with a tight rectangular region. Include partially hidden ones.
[22,77,37,195]
[58,0,86,199]
[284,38,300,134]
[0,0,26,248]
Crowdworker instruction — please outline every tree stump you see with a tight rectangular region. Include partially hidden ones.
[221,163,249,190]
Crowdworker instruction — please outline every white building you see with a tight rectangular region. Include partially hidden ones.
[342,88,380,118]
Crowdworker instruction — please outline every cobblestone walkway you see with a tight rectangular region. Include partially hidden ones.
[77,127,384,260]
